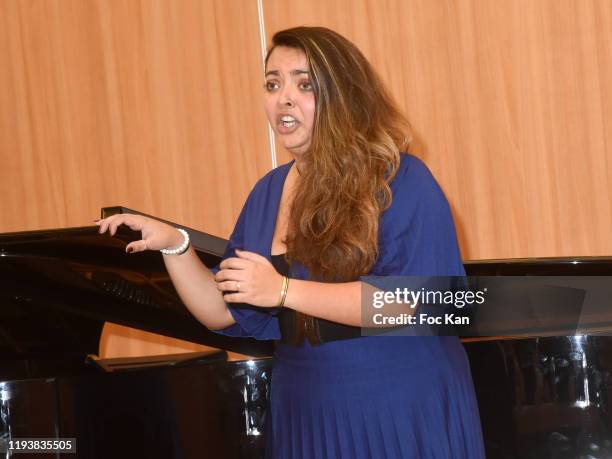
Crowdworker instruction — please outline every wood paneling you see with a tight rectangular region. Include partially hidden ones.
[263,0,612,260]
[0,0,273,356]
[0,0,271,235]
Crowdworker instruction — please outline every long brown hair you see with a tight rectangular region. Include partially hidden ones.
[266,27,412,281]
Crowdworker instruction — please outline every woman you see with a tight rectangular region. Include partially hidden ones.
[97,26,484,458]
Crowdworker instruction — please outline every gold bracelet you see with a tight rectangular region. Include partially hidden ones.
[278,276,289,308]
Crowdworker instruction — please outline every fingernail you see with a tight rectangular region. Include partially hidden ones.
[93,219,100,224]
[126,246,133,253]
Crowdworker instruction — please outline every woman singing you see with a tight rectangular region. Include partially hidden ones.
[97,26,484,458]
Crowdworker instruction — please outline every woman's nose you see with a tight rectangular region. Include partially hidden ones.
[278,85,295,107]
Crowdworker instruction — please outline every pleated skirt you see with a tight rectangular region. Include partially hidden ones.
[264,336,484,459]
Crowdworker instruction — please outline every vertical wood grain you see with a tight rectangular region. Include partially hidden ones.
[0,0,271,236]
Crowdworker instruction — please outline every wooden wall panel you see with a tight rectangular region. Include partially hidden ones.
[0,0,271,235]
[263,0,612,260]
[0,0,272,357]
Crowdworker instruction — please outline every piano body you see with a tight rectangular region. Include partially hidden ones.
[464,258,612,459]
[0,207,273,458]
[1,207,611,458]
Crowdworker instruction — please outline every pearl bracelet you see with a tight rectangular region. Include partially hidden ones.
[160,228,190,255]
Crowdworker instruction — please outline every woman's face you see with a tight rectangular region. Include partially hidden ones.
[264,46,316,157]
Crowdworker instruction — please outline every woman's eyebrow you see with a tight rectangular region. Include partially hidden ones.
[265,69,310,77]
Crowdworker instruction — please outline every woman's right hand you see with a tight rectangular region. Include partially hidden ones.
[96,214,185,254]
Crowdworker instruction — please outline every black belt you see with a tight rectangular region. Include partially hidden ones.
[277,308,362,346]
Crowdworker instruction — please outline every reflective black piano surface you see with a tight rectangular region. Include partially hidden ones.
[1,208,612,458]
[465,257,612,459]
[0,207,273,458]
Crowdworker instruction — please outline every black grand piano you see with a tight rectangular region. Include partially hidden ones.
[1,207,611,458]
[0,207,273,458]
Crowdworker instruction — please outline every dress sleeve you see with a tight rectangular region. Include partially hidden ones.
[208,193,280,340]
[374,155,466,277]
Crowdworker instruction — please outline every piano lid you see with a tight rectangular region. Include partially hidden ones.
[0,207,274,360]
[464,255,612,275]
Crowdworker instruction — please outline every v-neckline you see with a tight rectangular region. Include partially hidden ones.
[268,160,295,258]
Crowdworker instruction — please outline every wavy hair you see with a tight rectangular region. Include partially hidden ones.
[266,27,412,281]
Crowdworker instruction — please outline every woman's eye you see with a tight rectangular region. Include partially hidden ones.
[264,81,279,91]
[299,81,313,91]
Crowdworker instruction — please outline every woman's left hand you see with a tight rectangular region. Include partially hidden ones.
[215,249,284,307]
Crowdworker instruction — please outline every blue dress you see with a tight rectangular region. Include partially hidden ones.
[212,154,485,458]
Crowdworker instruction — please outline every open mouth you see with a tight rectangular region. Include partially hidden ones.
[279,115,298,129]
